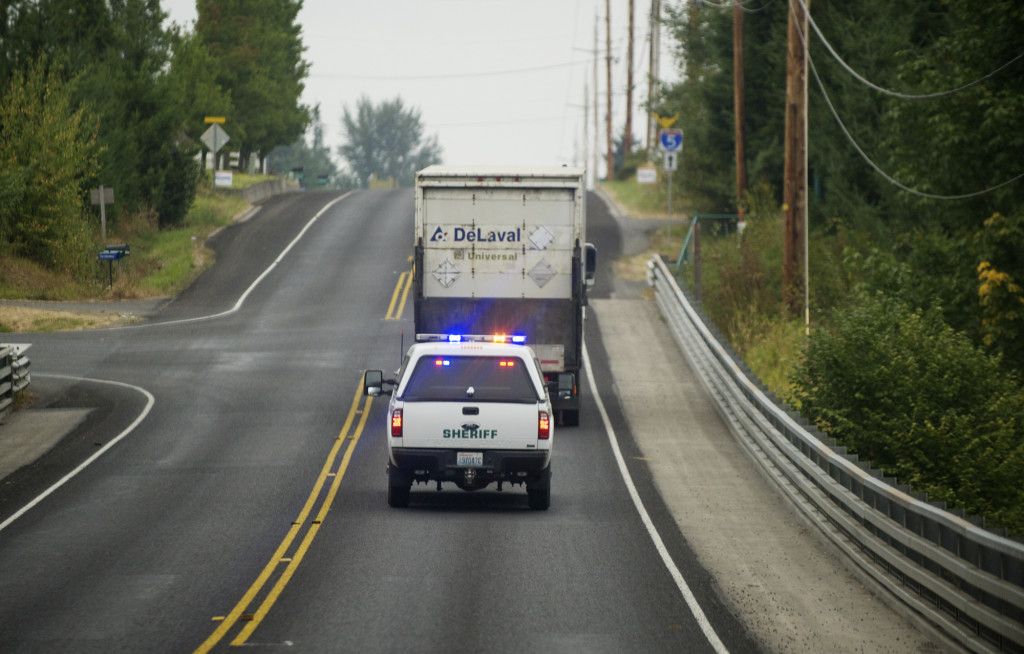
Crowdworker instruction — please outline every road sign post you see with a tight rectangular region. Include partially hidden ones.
[90,186,115,241]
[201,122,230,172]
[659,128,682,242]
[97,244,130,288]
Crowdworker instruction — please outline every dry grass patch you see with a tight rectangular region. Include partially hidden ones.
[0,306,141,332]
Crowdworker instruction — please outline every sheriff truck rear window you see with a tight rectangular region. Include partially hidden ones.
[402,355,539,402]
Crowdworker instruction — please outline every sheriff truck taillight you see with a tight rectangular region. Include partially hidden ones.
[538,411,551,439]
[391,409,403,437]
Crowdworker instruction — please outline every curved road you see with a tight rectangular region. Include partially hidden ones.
[0,189,939,653]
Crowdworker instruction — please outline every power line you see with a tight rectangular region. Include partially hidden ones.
[429,115,567,128]
[794,0,1024,100]
[695,0,776,13]
[791,11,1024,200]
[311,59,593,81]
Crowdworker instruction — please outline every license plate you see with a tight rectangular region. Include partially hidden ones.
[457,452,483,467]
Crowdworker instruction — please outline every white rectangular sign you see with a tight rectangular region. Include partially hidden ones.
[663,151,678,172]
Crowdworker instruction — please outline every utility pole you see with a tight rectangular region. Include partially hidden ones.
[584,82,589,187]
[594,15,600,187]
[624,0,635,158]
[605,0,614,180]
[783,0,808,315]
[647,0,661,156]
[733,2,747,206]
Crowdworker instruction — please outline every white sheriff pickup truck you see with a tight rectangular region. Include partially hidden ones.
[364,334,553,510]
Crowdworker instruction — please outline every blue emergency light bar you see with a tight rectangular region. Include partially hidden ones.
[416,333,527,344]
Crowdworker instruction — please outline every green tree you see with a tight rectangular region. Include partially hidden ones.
[338,96,443,188]
[2,0,201,228]
[0,57,100,276]
[268,105,351,190]
[882,0,1024,231]
[165,27,234,172]
[658,2,738,211]
[88,0,199,227]
[196,0,311,172]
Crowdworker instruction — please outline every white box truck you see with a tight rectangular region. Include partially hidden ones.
[413,165,595,426]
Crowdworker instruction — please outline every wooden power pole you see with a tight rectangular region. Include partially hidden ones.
[594,15,599,184]
[647,0,661,156]
[733,3,747,205]
[605,0,614,180]
[624,0,635,158]
[783,0,808,314]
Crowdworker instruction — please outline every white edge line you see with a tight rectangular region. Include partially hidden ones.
[582,342,730,654]
[0,192,350,528]
[131,192,355,329]
[0,374,155,533]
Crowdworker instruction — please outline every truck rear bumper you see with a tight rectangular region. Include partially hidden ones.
[391,447,550,481]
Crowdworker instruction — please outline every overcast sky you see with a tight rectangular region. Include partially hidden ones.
[161,1,679,180]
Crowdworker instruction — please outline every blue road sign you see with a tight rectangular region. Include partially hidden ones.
[659,128,683,152]
[98,244,129,261]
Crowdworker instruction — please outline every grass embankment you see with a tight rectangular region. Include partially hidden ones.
[0,172,262,332]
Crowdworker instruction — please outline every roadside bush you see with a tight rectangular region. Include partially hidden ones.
[789,292,1024,535]
[153,146,200,228]
[0,57,99,278]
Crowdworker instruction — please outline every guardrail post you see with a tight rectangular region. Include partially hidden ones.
[0,344,31,420]
[0,346,11,419]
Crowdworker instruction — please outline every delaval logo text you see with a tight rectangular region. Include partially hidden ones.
[430,225,522,243]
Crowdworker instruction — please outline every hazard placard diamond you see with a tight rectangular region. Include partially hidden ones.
[528,259,557,288]
[433,259,461,288]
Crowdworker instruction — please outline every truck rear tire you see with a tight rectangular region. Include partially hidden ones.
[527,467,551,510]
[387,464,411,508]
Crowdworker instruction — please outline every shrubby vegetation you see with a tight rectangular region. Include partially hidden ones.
[655,1,1024,535]
[0,59,99,277]
[789,293,1024,532]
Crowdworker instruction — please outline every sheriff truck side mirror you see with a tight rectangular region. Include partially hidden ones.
[364,370,385,397]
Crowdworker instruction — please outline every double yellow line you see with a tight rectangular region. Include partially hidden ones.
[385,257,414,320]
[193,380,373,652]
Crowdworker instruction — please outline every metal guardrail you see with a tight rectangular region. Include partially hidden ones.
[646,255,1024,653]
[0,344,31,419]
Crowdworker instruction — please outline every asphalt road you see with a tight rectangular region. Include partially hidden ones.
[0,189,757,653]
[0,188,942,654]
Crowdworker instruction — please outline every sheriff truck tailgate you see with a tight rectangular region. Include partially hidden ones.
[398,401,546,450]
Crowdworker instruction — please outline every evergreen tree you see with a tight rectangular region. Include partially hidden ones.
[268,106,350,190]
[196,0,311,172]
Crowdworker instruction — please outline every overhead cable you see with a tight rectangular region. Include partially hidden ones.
[693,0,775,12]
[794,0,1024,100]
[312,59,593,81]
[787,1,1024,200]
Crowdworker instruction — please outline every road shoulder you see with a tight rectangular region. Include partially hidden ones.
[592,296,942,654]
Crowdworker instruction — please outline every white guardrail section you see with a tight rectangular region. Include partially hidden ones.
[0,344,31,418]
[646,255,1024,653]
